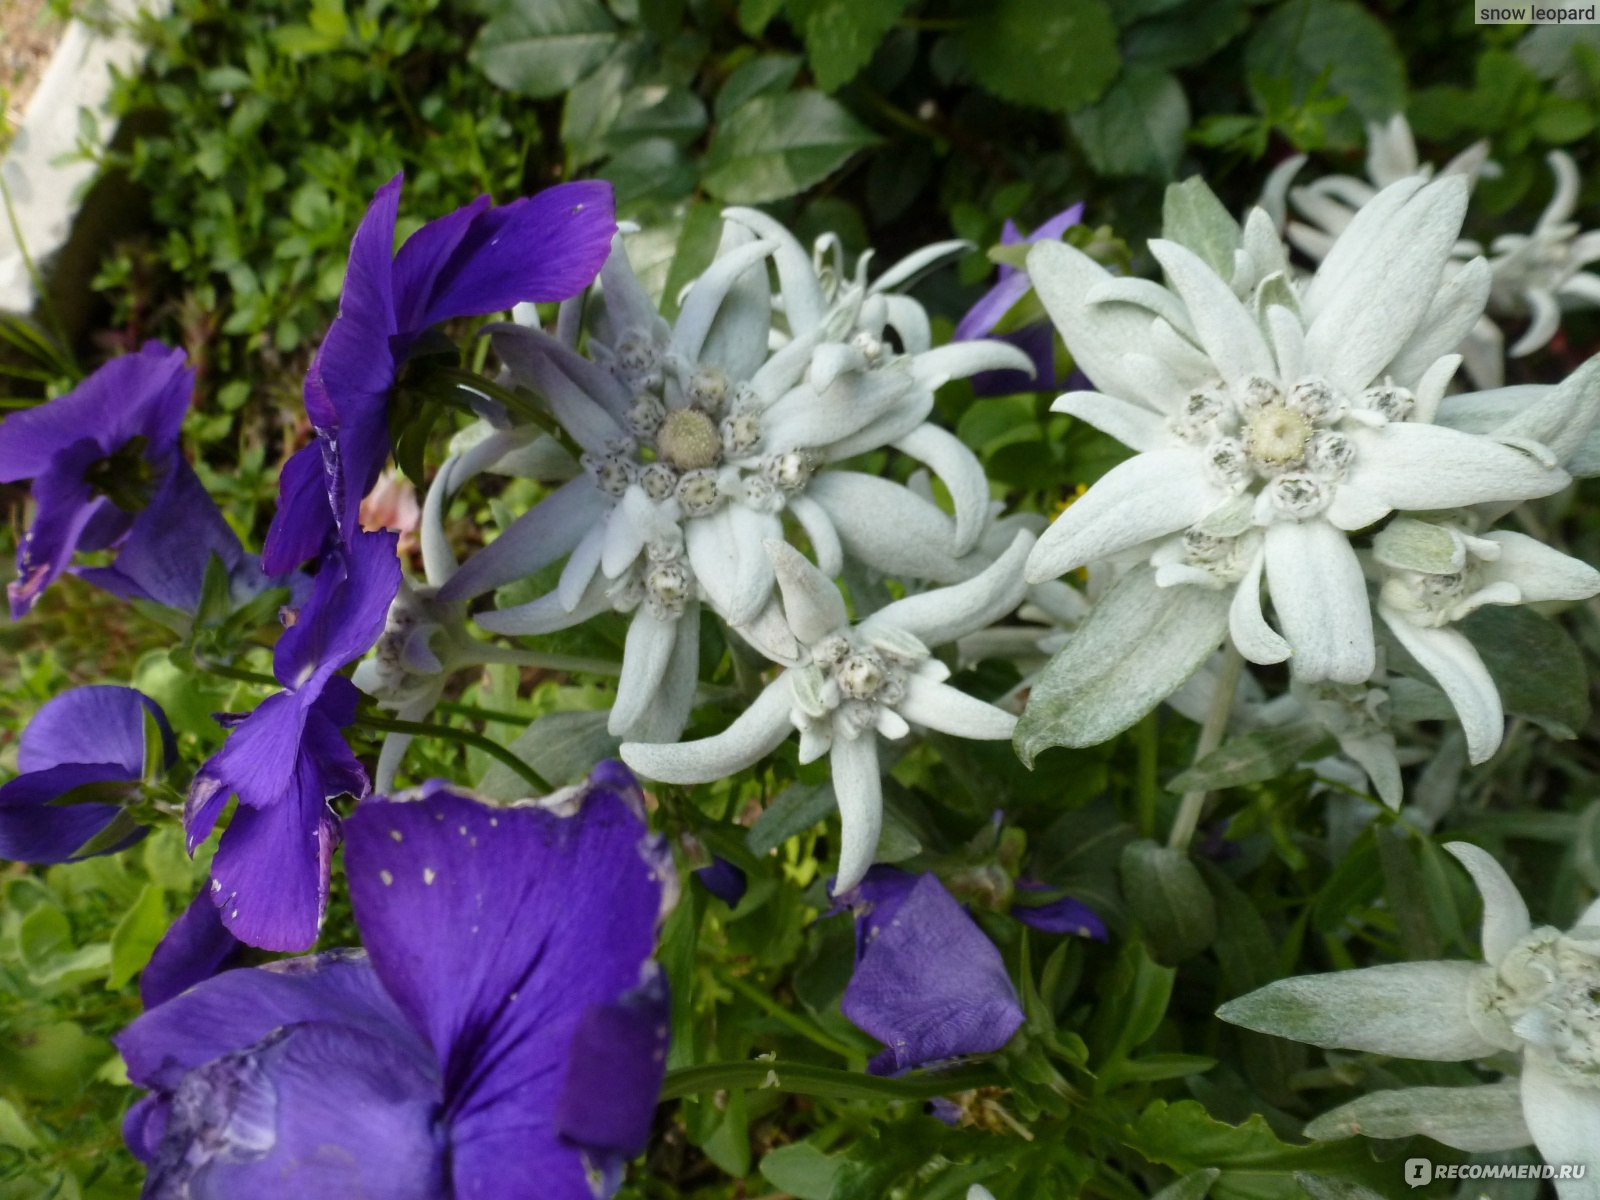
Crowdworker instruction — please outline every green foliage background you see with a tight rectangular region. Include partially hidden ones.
[3,1,1600,1198]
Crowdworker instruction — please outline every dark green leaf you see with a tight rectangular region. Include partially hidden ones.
[1244,0,1405,136]
[1166,724,1333,794]
[1461,604,1590,740]
[470,0,619,99]
[702,91,879,203]
[964,0,1120,113]
[714,54,804,120]
[787,0,914,92]
[1070,66,1189,180]
[1120,840,1218,964]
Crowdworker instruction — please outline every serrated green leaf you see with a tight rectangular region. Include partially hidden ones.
[470,0,618,99]
[1166,724,1332,794]
[1015,566,1229,763]
[1162,176,1242,279]
[1070,66,1190,180]
[1120,840,1218,965]
[964,0,1120,113]
[702,91,879,203]
[1244,0,1405,137]
[787,0,913,92]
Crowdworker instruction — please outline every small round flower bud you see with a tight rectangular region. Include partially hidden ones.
[1359,384,1414,422]
[721,411,762,457]
[657,408,722,472]
[675,469,722,516]
[1289,377,1342,423]
[583,452,636,498]
[627,395,666,438]
[1307,430,1355,479]
[851,330,886,366]
[639,462,678,502]
[1238,375,1282,411]
[687,367,731,415]
[765,451,813,491]
[1268,472,1327,519]
[812,634,851,666]
[836,651,887,700]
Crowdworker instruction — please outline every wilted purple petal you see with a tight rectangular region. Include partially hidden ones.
[141,889,247,1009]
[8,437,106,617]
[139,1021,442,1199]
[695,857,748,907]
[840,871,1024,1074]
[1011,881,1107,940]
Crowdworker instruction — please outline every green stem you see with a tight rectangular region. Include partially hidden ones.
[720,974,862,1062]
[658,1060,1000,1103]
[1166,643,1245,852]
[354,713,550,793]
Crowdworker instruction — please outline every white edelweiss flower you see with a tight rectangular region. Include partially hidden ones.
[620,532,1034,893]
[356,430,623,786]
[435,220,1026,739]
[1484,150,1600,359]
[1372,516,1600,763]
[1219,843,1600,1196]
[968,1188,997,1200]
[1025,174,1570,687]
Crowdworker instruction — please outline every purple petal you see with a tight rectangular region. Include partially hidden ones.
[555,966,670,1155]
[1011,882,1107,940]
[312,175,404,429]
[399,181,617,333]
[837,866,921,962]
[388,196,493,334]
[327,401,394,545]
[137,1021,442,1199]
[141,888,247,1008]
[343,767,667,1198]
[694,857,748,907]
[123,1095,168,1164]
[967,323,1059,397]
[260,443,336,576]
[8,437,107,617]
[272,529,400,696]
[19,684,167,775]
[0,342,190,483]
[207,709,361,951]
[1031,202,1086,243]
[841,873,1025,1074]
[187,692,309,846]
[0,762,137,862]
[117,951,423,1092]
[77,461,249,613]
[954,273,1035,342]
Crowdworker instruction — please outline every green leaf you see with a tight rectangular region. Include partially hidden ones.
[470,0,619,99]
[108,884,169,990]
[714,54,803,120]
[702,91,879,204]
[786,0,913,92]
[1166,724,1332,794]
[1244,0,1405,136]
[964,0,1120,113]
[1154,1169,1223,1200]
[1303,1079,1527,1150]
[737,0,786,36]
[748,781,836,856]
[478,709,620,799]
[1120,840,1218,965]
[1127,1099,1395,1200]
[1162,176,1242,281]
[1070,66,1190,180]
[1015,566,1229,763]
[760,1142,842,1200]
[1371,517,1464,574]
[1124,0,1248,70]
[1461,604,1590,740]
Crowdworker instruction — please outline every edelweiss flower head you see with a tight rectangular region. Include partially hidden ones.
[1218,842,1600,1191]
[620,533,1033,892]
[1486,150,1600,358]
[438,216,1028,740]
[1025,175,1569,687]
[1374,517,1600,762]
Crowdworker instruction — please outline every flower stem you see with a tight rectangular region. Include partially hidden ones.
[352,712,551,793]
[1135,712,1159,839]
[1166,643,1244,852]
[659,1059,1000,1103]
[719,973,863,1063]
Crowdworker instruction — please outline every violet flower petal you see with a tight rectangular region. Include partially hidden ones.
[273,529,401,696]
[260,443,335,577]
[344,768,668,1199]
[0,762,136,862]
[694,857,748,907]
[841,873,1025,1075]
[555,965,670,1155]
[1011,883,1107,940]
[19,684,169,775]
[141,888,247,1008]
[139,1021,442,1199]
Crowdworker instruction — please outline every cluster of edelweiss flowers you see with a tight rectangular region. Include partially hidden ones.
[6,112,1600,1193]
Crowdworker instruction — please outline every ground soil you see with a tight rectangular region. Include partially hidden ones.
[1,0,67,151]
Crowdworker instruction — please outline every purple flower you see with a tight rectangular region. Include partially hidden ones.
[76,458,275,616]
[953,205,1083,396]
[261,175,618,574]
[0,685,172,863]
[1011,880,1107,940]
[838,867,1025,1075]
[185,529,401,951]
[140,889,247,1009]
[694,856,748,907]
[0,342,191,617]
[117,767,671,1199]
